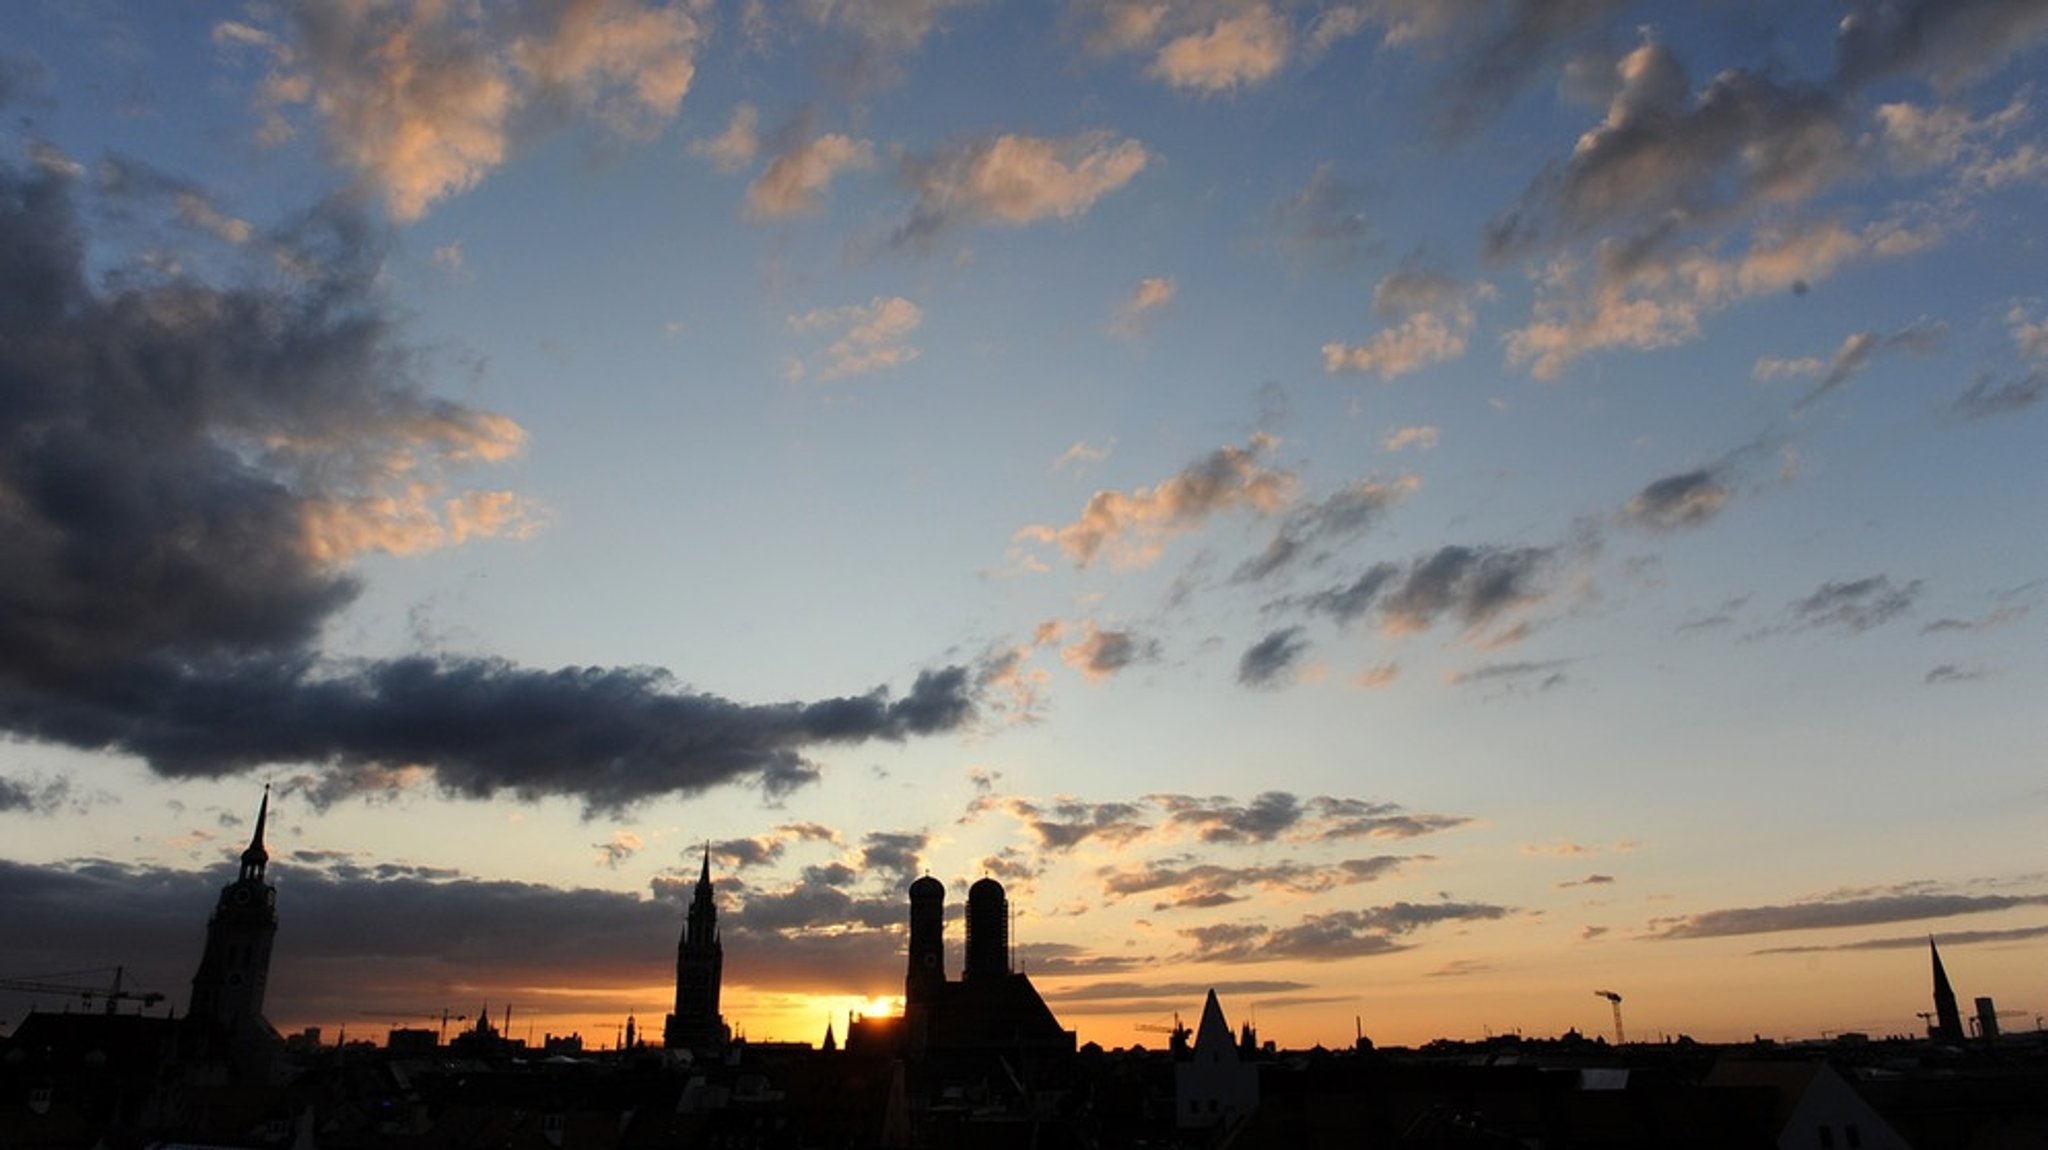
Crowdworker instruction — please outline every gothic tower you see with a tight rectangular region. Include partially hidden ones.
[185,788,280,1073]
[664,845,728,1051]
[964,876,1009,981]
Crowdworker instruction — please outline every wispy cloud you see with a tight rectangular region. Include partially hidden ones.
[788,295,923,380]
[1017,434,1296,569]
[895,130,1150,246]
[1650,891,2048,939]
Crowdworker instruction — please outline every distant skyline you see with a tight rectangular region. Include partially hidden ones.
[3,0,2046,1051]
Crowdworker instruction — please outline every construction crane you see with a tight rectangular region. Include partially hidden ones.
[0,966,166,1015]
[362,1007,470,1043]
[1134,1011,1189,1052]
[1593,990,1625,1046]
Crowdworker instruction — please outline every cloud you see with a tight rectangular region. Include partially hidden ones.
[1234,475,1417,582]
[1784,576,1923,634]
[896,130,1150,245]
[1650,891,2048,939]
[1237,627,1309,688]
[1269,163,1371,267]
[1921,605,2028,633]
[1924,663,1991,685]
[1946,305,2048,418]
[1380,544,1557,637]
[1752,322,1948,407]
[1060,622,1161,682]
[1098,855,1413,911]
[593,831,643,868]
[1834,0,2048,91]
[745,128,877,219]
[1076,2,1294,94]
[800,0,975,60]
[1383,425,1438,453]
[0,158,983,810]
[0,775,72,815]
[693,103,761,172]
[1324,264,1493,379]
[1050,439,1113,472]
[1446,659,1571,691]
[1154,791,1306,844]
[1753,923,2048,955]
[1495,40,1853,252]
[1111,276,1176,337]
[1556,874,1615,890]
[788,295,923,380]
[1147,6,1291,93]
[1017,434,1297,569]
[967,796,1154,851]
[1620,468,1731,533]
[219,0,705,221]
[966,790,1470,851]
[1180,901,1511,963]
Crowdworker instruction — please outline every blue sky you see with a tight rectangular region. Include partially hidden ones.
[3,0,2046,1049]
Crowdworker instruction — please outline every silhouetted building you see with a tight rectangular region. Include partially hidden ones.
[1928,936,1965,1044]
[664,845,730,1052]
[1177,989,1259,1130]
[897,875,1073,1060]
[182,787,282,1081]
[964,875,1009,980]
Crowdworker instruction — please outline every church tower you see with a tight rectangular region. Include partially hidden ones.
[1929,936,1965,1043]
[185,788,280,1074]
[664,845,728,1051]
[964,876,1009,981]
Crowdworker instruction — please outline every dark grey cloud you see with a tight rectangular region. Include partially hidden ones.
[1649,891,2048,939]
[968,796,1152,850]
[1621,468,1730,533]
[1924,663,1990,685]
[1155,791,1305,843]
[1297,561,1401,624]
[1064,624,1161,679]
[1309,797,1472,841]
[1433,0,1632,137]
[1951,367,2047,419]
[1488,41,1853,260]
[1379,544,1555,634]
[1237,627,1308,688]
[1182,901,1511,963]
[0,774,71,814]
[1785,575,1922,633]
[1446,658,1571,691]
[1753,923,2048,955]
[1235,478,1411,583]
[1098,855,1411,911]
[0,153,981,812]
[856,830,929,888]
[1835,0,2048,90]
[1556,873,1615,890]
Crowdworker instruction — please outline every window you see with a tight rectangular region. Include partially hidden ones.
[1846,1125,1862,1148]
[1817,1126,1835,1150]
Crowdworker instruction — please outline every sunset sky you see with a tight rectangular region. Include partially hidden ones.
[4,0,2047,1052]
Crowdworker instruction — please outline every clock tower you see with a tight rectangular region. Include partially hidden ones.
[185,788,279,1072]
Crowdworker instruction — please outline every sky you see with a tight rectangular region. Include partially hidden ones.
[2,0,2046,1053]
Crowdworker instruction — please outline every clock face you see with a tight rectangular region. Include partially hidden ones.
[232,887,252,905]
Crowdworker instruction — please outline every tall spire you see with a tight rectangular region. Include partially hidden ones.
[1929,936,1965,1043]
[238,785,270,882]
[698,841,712,888]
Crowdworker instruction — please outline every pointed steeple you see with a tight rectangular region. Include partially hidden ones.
[238,786,270,882]
[1929,936,1965,1043]
[698,841,713,888]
